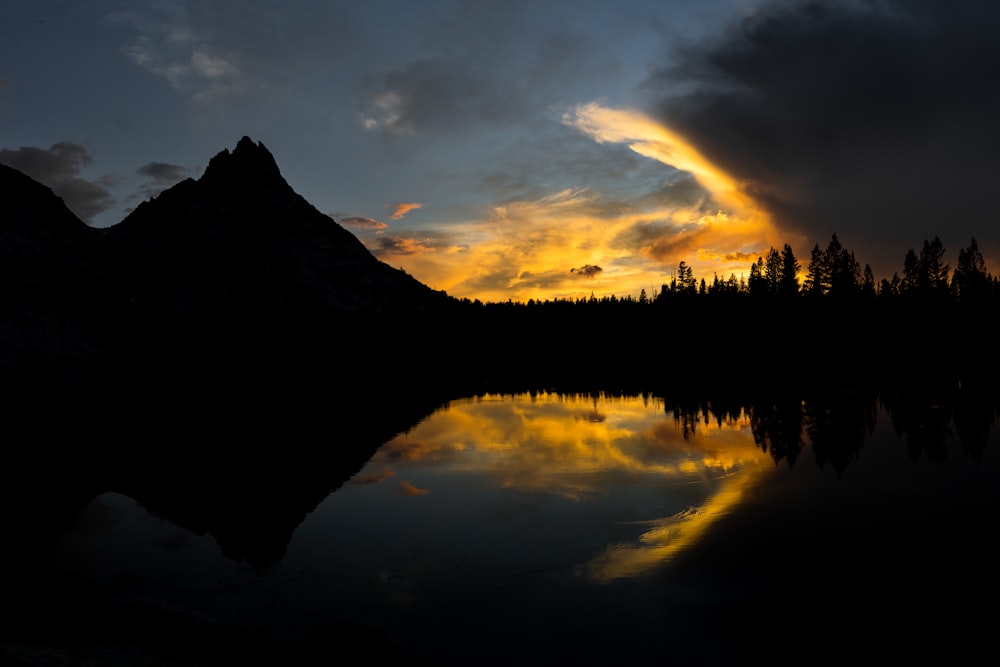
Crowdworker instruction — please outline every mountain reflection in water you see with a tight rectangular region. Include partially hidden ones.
[7,389,1000,665]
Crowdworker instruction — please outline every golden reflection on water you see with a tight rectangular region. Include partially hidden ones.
[368,391,775,582]
[577,466,766,583]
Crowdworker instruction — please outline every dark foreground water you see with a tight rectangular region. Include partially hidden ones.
[4,389,999,665]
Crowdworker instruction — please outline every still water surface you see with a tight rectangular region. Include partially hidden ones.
[53,391,1000,664]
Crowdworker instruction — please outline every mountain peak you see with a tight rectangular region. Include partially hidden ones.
[105,135,456,317]
[201,135,283,187]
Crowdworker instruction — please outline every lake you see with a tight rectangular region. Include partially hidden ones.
[4,386,999,665]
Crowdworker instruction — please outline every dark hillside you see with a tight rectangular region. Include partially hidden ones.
[0,163,108,373]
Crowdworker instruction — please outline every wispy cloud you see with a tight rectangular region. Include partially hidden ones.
[354,0,625,138]
[121,30,250,103]
[389,202,423,220]
[564,103,770,230]
[136,162,189,183]
[372,235,441,257]
[373,106,787,303]
[108,1,356,105]
[339,215,388,231]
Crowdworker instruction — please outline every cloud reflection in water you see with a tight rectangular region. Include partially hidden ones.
[358,391,775,582]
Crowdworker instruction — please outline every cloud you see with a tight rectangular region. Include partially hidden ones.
[121,31,249,103]
[388,202,423,220]
[381,179,773,303]
[371,235,439,257]
[0,142,115,222]
[355,1,623,137]
[131,161,193,202]
[644,0,1000,278]
[109,1,357,105]
[571,264,603,278]
[339,215,388,231]
[137,161,190,183]
[358,56,532,136]
[564,103,770,226]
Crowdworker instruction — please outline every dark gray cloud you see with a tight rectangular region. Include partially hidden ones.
[372,236,417,255]
[0,142,115,222]
[132,161,193,202]
[357,57,530,136]
[137,161,189,183]
[571,264,604,278]
[646,0,1000,278]
[369,233,456,258]
[355,1,620,137]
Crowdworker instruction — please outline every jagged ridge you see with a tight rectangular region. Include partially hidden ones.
[0,136,460,375]
[109,136,454,316]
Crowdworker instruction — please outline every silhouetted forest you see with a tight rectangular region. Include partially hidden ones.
[454,233,993,308]
[460,233,995,319]
[440,233,998,393]
[446,234,999,479]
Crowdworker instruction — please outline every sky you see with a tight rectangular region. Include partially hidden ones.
[3,0,999,303]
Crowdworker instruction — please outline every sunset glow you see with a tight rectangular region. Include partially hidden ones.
[360,103,790,303]
[8,1,999,305]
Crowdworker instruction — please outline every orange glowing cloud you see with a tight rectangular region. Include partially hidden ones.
[365,104,797,303]
[565,103,760,217]
[340,215,388,231]
[389,202,423,220]
[380,188,679,302]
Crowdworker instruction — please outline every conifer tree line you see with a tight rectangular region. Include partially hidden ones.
[440,234,997,392]
[461,234,995,308]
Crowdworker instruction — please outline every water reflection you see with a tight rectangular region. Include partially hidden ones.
[9,386,999,665]
[331,392,776,583]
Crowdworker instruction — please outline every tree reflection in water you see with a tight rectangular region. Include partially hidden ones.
[3,378,998,665]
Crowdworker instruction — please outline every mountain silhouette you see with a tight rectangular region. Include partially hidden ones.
[1,136,460,378]
[109,136,453,319]
[0,136,470,570]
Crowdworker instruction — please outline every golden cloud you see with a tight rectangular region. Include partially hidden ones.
[373,103,798,303]
[340,215,388,231]
[389,202,424,220]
